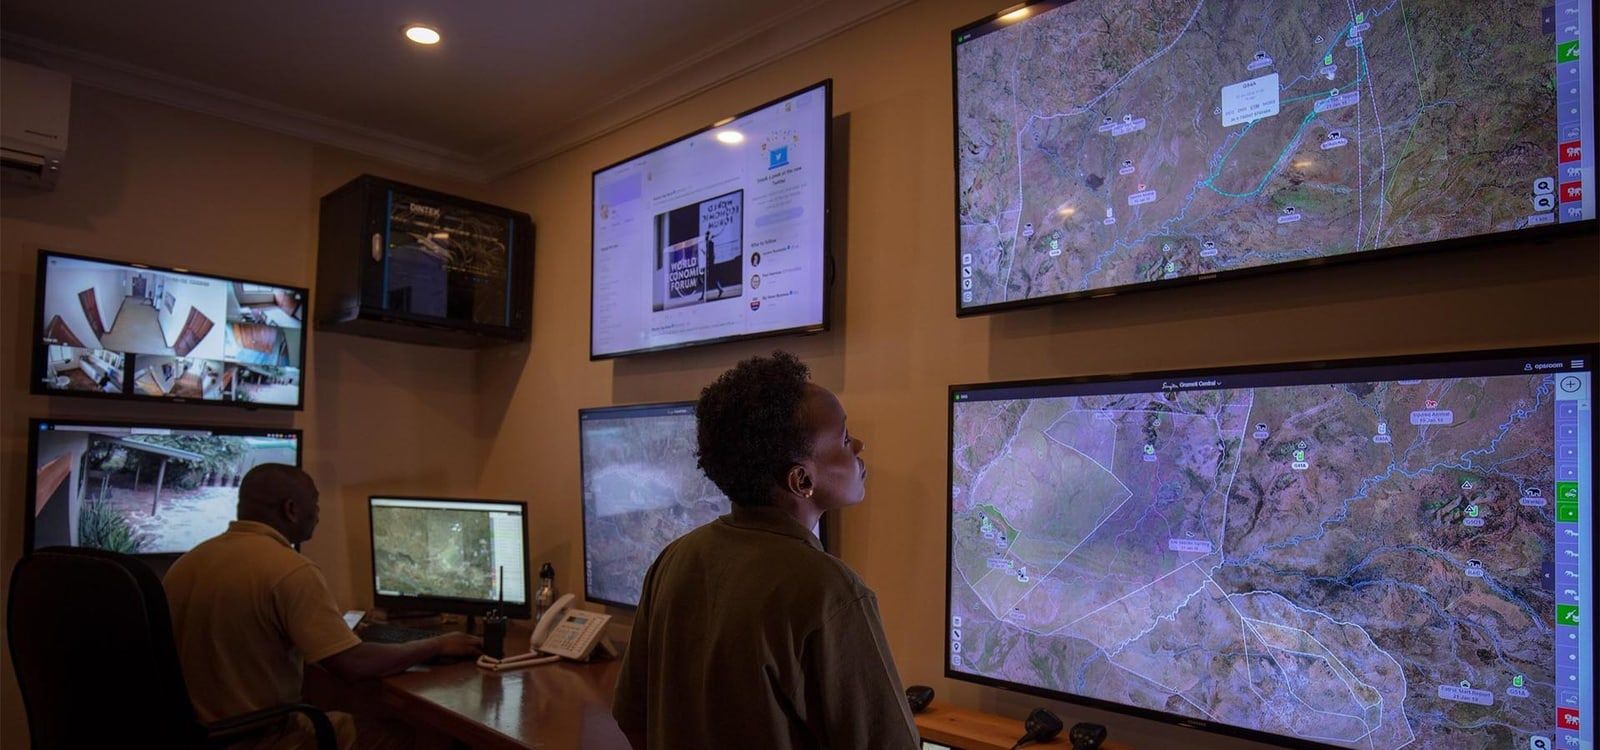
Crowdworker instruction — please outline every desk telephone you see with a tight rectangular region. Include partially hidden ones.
[476,594,618,671]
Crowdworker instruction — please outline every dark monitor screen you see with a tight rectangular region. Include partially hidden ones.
[32,250,309,409]
[26,419,303,556]
[368,496,531,618]
[590,81,832,358]
[953,1,1597,312]
[578,401,832,609]
[947,345,1595,749]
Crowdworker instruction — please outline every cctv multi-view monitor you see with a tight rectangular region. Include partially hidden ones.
[579,401,830,608]
[31,250,309,409]
[946,344,1596,749]
[26,419,303,556]
[590,80,832,358]
[953,1,1597,313]
[368,496,532,619]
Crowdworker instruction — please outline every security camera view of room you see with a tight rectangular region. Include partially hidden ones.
[36,254,305,407]
[30,422,301,555]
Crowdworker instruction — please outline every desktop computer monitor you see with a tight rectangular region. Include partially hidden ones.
[368,496,531,619]
[25,418,302,556]
[946,344,1595,749]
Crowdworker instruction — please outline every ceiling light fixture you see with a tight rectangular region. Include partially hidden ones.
[404,25,441,45]
[715,131,745,144]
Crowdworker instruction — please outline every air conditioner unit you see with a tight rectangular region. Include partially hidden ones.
[1,58,71,188]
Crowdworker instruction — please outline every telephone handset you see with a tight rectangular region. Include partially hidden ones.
[476,593,618,672]
[529,593,617,660]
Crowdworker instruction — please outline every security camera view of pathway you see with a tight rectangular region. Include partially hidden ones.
[955,0,1596,308]
[949,349,1594,749]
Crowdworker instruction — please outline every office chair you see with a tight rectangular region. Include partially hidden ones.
[7,547,336,749]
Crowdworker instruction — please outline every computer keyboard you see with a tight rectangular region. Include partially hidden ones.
[358,624,440,644]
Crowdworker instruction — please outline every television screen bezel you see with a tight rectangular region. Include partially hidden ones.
[944,342,1599,749]
[30,249,311,411]
[24,417,306,558]
[578,399,833,609]
[367,495,533,619]
[949,1,1599,317]
[589,79,834,360]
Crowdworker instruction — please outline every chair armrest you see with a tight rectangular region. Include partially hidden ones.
[204,703,337,750]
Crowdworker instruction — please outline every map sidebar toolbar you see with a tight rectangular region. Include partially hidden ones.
[1554,365,1590,750]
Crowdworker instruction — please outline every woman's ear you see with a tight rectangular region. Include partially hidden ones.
[786,464,815,499]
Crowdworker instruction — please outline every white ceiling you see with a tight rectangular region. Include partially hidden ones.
[1,0,911,181]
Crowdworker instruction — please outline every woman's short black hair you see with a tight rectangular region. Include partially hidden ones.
[696,351,812,507]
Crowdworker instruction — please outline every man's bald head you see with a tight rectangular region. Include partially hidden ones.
[237,464,320,543]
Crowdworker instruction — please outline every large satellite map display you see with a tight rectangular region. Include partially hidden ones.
[581,403,731,608]
[954,0,1596,310]
[947,347,1595,749]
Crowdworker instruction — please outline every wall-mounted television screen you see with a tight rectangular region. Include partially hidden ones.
[591,81,831,358]
[579,401,830,608]
[947,344,1596,749]
[27,419,304,556]
[31,250,308,409]
[953,1,1597,313]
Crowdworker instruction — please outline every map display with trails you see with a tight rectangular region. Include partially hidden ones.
[947,348,1596,748]
[581,403,731,608]
[954,0,1597,310]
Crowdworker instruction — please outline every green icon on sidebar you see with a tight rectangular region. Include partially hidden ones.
[1556,604,1579,627]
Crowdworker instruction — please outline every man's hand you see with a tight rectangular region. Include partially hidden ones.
[434,632,483,658]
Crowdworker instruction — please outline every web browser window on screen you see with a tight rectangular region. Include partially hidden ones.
[591,83,829,358]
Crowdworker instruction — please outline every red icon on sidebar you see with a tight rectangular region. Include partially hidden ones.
[1558,141,1582,163]
[1557,707,1580,730]
[1560,181,1583,202]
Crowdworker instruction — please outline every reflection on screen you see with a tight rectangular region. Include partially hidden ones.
[591,82,830,358]
[36,253,306,406]
[954,1,1596,310]
[948,349,1594,749]
[579,404,730,607]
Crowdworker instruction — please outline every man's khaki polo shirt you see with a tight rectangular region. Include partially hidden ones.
[165,520,360,722]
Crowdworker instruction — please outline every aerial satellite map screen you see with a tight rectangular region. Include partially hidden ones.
[370,497,528,606]
[954,0,1596,311]
[947,346,1595,749]
[580,402,731,608]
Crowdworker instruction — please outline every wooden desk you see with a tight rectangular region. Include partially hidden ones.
[915,702,1136,750]
[302,623,631,750]
[381,657,629,750]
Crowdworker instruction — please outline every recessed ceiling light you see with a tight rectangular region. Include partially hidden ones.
[404,25,441,45]
[715,131,745,144]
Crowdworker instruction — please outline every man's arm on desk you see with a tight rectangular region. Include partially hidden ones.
[320,634,483,681]
[273,561,482,682]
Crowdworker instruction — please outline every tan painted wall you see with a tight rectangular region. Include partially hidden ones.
[0,86,494,748]
[3,0,1598,747]
[478,0,1598,747]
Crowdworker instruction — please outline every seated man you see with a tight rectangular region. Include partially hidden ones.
[165,464,480,750]
[613,351,919,749]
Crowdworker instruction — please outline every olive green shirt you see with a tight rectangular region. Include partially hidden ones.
[613,505,919,749]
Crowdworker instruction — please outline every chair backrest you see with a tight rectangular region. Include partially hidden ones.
[7,547,206,749]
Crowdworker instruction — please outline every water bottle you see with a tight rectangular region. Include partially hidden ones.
[534,563,556,622]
